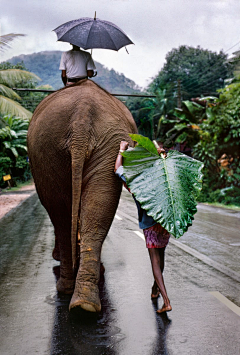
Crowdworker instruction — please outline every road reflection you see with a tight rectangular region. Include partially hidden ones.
[150,300,172,355]
[50,266,121,355]
[49,265,172,355]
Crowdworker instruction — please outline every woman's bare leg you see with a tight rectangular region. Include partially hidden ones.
[148,248,172,313]
[151,248,165,298]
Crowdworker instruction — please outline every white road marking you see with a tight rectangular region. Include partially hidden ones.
[115,214,122,220]
[134,231,145,241]
[170,238,240,283]
[210,291,240,316]
[229,243,240,246]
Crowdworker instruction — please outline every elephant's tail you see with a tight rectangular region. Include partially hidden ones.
[71,155,84,270]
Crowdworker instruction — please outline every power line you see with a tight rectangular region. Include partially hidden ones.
[224,41,240,54]
[151,41,240,100]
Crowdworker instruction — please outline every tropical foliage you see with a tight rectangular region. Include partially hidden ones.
[158,99,210,148]
[122,134,203,238]
[0,115,30,188]
[125,46,239,207]
[149,45,233,111]
[0,34,40,119]
[0,61,50,113]
[126,89,168,140]
[147,82,240,206]
[0,34,40,188]
[193,80,240,205]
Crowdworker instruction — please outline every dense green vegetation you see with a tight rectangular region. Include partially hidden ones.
[0,34,40,188]
[0,114,30,188]
[0,61,49,114]
[149,45,233,111]
[126,46,239,207]
[7,51,141,93]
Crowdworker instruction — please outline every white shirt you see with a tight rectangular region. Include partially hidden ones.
[59,49,96,78]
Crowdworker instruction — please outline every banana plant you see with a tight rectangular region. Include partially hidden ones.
[122,134,204,238]
[0,33,40,118]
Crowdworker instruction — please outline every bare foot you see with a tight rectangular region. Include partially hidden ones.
[151,282,160,299]
[156,303,172,314]
[151,289,160,299]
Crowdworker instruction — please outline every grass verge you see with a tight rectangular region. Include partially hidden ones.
[0,179,34,193]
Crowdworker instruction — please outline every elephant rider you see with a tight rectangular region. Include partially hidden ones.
[114,141,172,314]
[59,44,97,86]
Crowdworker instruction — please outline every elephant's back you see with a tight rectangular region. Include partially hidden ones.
[28,80,136,151]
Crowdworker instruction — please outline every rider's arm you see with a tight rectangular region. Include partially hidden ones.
[61,70,67,86]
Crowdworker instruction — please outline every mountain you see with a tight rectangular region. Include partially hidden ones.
[6,50,141,93]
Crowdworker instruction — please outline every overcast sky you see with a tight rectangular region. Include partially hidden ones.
[1,0,240,88]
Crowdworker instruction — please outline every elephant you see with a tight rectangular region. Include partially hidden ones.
[27,79,137,312]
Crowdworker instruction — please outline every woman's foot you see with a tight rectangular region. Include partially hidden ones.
[151,282,160,299]
[151,289,160,299]
[156,303,172,314]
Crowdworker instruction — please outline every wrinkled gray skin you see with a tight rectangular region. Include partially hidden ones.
[27,80,137,312]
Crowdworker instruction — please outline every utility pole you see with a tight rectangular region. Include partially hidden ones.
[177,79,182,108]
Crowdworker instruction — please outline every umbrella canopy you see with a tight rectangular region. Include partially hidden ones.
[53,17,134,51]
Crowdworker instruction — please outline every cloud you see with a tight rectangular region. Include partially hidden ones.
[1,0,240,87]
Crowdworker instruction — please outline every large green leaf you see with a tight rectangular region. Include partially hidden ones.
[122,134,204,238]
[0,95,32,118]
[0,84,21,100]
[129,134,158,155]
[0,69,40,87]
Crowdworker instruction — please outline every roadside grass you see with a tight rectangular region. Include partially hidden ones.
[0,179,34,193]
[200,202,240,212]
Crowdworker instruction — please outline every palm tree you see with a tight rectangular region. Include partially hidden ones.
[0,33,40,119]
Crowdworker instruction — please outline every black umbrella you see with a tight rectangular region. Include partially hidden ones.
[53,15,134,51]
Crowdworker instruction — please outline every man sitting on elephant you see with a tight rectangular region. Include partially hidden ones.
[59,44,97,86]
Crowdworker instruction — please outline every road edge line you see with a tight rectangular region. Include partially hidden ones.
[210,291,240,316]
[170,238,240,283]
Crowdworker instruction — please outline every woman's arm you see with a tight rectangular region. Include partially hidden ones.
[114,141,129,172]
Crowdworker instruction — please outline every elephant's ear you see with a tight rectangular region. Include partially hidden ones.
[122,134,204,238]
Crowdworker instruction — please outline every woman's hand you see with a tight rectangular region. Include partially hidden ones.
[120,141,129,151]
[157,146,167,158]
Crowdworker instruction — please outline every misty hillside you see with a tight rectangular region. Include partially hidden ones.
[6,51,141,93]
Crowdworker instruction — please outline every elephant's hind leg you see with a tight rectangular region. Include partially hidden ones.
[49,202,75,294]
[52,235,60,261]
[69,176,122,312]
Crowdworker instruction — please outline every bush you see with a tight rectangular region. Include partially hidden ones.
[0,115,31,188]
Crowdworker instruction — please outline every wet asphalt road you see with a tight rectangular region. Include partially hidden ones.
[0,190,240,355]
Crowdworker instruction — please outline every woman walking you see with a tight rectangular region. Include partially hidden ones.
[115,141,172,314]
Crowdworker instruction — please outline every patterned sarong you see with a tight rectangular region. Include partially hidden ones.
[143,223,170,248]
